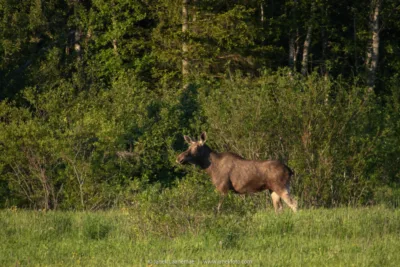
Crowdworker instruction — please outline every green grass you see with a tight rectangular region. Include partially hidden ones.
[1,206,399,266]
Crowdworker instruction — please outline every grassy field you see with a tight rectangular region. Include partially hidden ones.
[1,206,399,266]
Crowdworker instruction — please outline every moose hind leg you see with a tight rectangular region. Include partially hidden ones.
[271,191,283,213]
[280,190,298,213]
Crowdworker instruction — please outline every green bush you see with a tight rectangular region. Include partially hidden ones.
[374,186,400,208]
[193,70,394,207]
[1,69,399,209]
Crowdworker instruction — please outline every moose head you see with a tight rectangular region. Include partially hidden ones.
[176,132,212,169]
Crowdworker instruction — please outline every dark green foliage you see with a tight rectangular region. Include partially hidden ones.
[1,70,399,209]
[374,186,400,209]
[194,70,399,206]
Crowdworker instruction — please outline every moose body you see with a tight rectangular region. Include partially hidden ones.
[177,132,298,213]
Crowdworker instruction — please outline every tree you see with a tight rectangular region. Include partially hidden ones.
[366,0,381,92]
[182,0,189,82]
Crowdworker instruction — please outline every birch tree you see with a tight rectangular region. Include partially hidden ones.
[301,3,316,76]
[182,0,189,81]
[288,0,299,71]
[366,0,381,92]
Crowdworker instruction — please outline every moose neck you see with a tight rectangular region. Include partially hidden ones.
[202,148,220,175]
[194,144,213,170]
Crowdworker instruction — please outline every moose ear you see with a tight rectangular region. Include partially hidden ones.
[199,132,207,144]
[184,135,193,144]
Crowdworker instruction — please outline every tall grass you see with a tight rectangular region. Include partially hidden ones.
[1,205,399,266]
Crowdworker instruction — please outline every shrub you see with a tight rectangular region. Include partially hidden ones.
[192,70,388,207]
[1,69,399,209]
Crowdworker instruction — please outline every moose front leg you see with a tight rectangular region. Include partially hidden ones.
[214,180,231,214]
[216,194,226,214]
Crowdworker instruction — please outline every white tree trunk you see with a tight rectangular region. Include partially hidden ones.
[289,31,299,70]
[182,0,189,79]
[301,25,312,76]
[366,0,381,92]
[260,2,264,24]
[288,0,298,71]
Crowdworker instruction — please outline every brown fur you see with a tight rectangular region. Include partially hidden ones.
[176,132,298,213]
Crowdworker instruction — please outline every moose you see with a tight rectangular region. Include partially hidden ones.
[176,132,298,213]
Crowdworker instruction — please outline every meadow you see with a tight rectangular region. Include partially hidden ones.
[1,205,399,266]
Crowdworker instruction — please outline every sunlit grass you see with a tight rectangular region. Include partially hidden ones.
[0,206,399,266]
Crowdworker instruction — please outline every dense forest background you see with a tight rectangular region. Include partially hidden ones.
[1,0,399,210]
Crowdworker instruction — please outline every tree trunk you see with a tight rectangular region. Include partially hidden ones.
[289,31,299,70]
[289,32,295,69]
[321,28,326,76]
[321,4,328,78]
[72,0,82,60]
[112,1,118,55]
[260,2,264,24]
[301,3,315,76]
[301,25,312,76]
[353,13,358,71]
[113,39,118,55]
[288,0,298,71]
[366,0,381,92]
[182,0,189,81]
[74,30,82,58]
